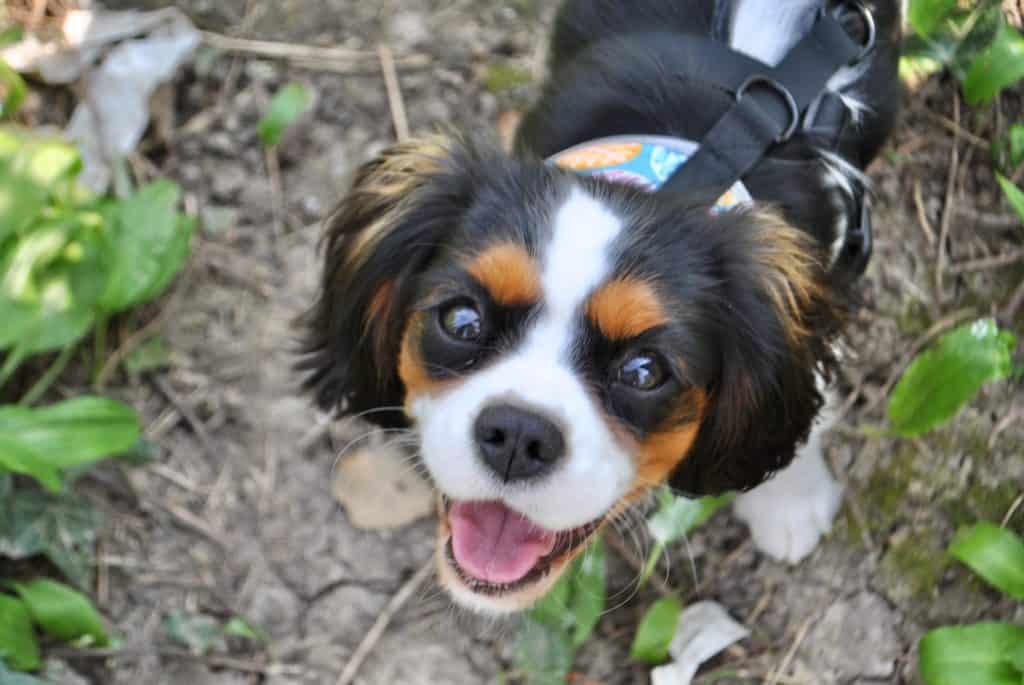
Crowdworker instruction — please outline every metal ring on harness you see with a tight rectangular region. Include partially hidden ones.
[735,76,799,143]
[823,0,877,64]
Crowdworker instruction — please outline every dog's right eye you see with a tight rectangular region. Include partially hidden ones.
[441,302,483,342]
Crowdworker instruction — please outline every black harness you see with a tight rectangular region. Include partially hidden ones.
[661,0,878,280]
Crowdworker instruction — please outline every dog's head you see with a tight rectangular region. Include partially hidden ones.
[301,136,843,612]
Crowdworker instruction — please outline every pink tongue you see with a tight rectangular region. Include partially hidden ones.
[449,500,557,585]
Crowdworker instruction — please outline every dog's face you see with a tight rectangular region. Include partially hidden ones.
[302,137,841,612]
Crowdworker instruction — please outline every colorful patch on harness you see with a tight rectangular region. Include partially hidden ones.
[550,135,751,212]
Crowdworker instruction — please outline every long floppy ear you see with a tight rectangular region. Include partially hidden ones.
[298,136,464,428]
[671,209,845,495]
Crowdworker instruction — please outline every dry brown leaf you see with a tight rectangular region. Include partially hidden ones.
[332,442,435,530]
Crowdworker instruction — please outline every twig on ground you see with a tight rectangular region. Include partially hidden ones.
[378,43,410,142]
[1003,493,1024,528]
[934,92,960,307]
[603,529,674,598]
[827,444,878,556]
[149,374,219,461]
[947,248,1024,275]
[201,31,428,66]
[921,109,988,150]
[1001,278,1024,324]
[335,558,435,685]
[913,181,936,246]
[863,307,977,415]
[954,205,1023,231]
[991,407,1024,451]
[96,288,181,389]
[767,615,817,685]
[50,646,275,675]
[152,499,228,550]
[265,146,286,236]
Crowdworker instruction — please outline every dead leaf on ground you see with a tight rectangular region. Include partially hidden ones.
[332,441,435,530]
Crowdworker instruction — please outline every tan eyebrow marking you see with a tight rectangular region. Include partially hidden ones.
[586,278,669,340]
[464,242,541,306]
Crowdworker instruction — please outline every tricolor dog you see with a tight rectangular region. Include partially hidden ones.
[300,0,901,613]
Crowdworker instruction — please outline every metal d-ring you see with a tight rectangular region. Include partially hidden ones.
[736,76,799,143]
[829,0,877,63]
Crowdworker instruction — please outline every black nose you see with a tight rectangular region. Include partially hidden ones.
[474,404,566,481]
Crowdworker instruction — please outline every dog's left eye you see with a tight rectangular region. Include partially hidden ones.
[616,353,668,391]
[441,302,483,342]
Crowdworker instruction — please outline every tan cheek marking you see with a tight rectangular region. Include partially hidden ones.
[586,278,669,341]
[398,313,456,409]
[629,390,707,495]
[465,243,541,306]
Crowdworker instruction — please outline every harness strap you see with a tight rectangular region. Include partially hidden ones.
[659,6,865,200]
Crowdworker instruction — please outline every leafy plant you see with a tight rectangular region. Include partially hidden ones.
[0,579,109,673]
[996,173,1024,225]
[631,597,682,663]
[258,82,313,147]
[902,0,1023,104]
[887,319,1016,437]
[919,524,1024,684]
[163,612,265,656]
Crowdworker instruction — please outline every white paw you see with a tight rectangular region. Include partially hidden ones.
[734,480,843,563]
[733,437,844,564]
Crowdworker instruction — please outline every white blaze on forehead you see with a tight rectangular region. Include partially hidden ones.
[542,188,623,317]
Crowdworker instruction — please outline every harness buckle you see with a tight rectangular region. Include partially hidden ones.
[822,0,877,64]
[735,76,799,143]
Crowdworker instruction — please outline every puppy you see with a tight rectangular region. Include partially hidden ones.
[301,0,901,613]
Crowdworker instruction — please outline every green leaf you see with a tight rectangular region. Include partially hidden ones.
[0,485,102,589]
[919,623,1024,685]
[163,613,226,656]
[0,435,62,492]
[888,319,1016,437]
[98,180,190,313]
[0,596,40,672]
[0,398,141,472]
[0,658,48,684]
[0,27,25,49]
[569,539,606,647]
[258,82,313,147]
[223,618,264,642]
[908,0,957,38]
[997,174,1024,225]
[525,538,606,648]
[0,60,27,119]
[963,21,1024,105]
[10,579,109,646]
[949,522,1024,600]
[0,131,81,244]
[648,489,734,546]
[631,597,681,663]
[513,616,574,685]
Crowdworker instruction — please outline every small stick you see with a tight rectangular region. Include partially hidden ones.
[990,408,1024,451]
[947,248,1024,275]
[152,499,227,550]
[265,146,286,235]
[335,558,435,685]
[920,109,989,150]
[96,288,180,389]
[953,205,1022,231]
[767,615,816,685]
[378,43,410,142]
[1002,278,1024,323]
[150,375,219,461]
[934,92,960,306]
[202,31,428,66]
[913,181,936,246]
[1002,493,1024,528]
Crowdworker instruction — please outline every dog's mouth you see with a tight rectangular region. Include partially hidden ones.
[440,497,603,597]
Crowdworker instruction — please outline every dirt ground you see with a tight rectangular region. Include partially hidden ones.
[30,1,1024,683]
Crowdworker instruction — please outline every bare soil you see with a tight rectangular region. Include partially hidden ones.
[28,1,1024,683]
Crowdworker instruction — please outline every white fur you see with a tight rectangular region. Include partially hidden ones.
[410,188,636,532]
[733,393,843,563]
